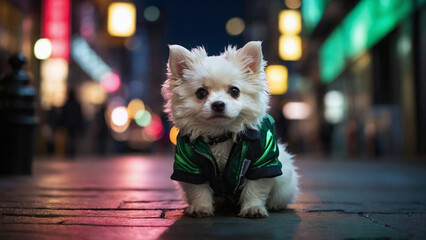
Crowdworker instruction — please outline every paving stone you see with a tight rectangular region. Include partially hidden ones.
[291,201,426,214]
[0,224,169,240]
[120,200,188,210]
[158,211,409,240]
[0,198,123,209]
[291,212,410,240]
[0,209,162,218]
[0,215,178,227]
[158,211,302,240]
[366,213,426,240]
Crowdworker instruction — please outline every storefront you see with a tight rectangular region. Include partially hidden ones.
[0,0,39,77]
[303,0,426,157]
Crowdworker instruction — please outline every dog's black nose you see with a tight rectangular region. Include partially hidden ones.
[212,101,226,112]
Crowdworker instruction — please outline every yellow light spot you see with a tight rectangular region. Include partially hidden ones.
[40,58,68,109]
[279,10,302,35]
[127,98,145,119]
[108,2,136,37]
[226,17,245,36]
[279,35,302,61]
[34,38,52,60]
[285,0,301,9]
[265,65,288,95]
[80,81,107,105]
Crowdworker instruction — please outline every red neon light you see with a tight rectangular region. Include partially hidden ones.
[43,0,70,60]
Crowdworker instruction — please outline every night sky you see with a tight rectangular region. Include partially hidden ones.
[141,0,245,55]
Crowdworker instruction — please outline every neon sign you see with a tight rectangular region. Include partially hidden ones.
[43,0,70,60]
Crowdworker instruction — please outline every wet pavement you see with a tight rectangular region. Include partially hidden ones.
[0,155,425,240]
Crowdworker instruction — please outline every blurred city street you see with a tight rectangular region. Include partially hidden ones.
[1,155,425,240]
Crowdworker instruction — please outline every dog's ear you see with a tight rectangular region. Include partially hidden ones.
[168,45,193,78]
[237,41,263,74]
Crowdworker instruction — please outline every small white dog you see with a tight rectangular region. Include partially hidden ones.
[162,41,299,218]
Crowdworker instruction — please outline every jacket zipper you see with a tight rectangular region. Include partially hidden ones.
[193,148,218,177]
[222,139,244,194]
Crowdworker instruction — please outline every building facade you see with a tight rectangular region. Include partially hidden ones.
[302,0,426,157]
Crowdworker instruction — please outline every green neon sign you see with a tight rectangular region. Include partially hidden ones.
[302,0,330,33]
[319,0,420,83]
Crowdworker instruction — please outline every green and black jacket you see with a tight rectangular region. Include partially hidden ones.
[171,114,282,204]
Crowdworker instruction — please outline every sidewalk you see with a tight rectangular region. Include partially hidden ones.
[0,155,425,240]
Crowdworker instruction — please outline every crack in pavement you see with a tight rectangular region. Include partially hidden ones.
[360,213,415,239]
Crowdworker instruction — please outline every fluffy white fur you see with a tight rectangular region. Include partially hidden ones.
[162,41,299,218]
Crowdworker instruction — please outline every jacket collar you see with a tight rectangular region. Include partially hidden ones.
[238,128,260,141]
[182,127,260,146]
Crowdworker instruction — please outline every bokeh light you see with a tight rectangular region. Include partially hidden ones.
[279,10,302,35]
[100,72,121,93]
[135,110,152,127]
[80,81,107,105]
[144,6,160,22]
[40,58,68,109]
[279,35,302,61]
[265,65,288,95]
[145,114,164,141]
[285,0,301,9]
[226,17,245,36]
[111,106,129,127]
[127,98,145,119]
[34,38,52,60]
[324,90,345,124]
[282,102,311,120]
[107,2,136,37]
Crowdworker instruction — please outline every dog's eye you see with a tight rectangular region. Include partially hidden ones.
[228,86,240,98]
[195,88,208,99]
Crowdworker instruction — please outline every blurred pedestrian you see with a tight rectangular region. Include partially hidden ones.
[61,89,84,158]
[95,103,110,156]
[45,107,61,155]
[320,118,334,156]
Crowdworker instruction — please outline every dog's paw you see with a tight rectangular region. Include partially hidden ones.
[185,205,214,218]
[239,206,269,218]
[268,203,288,212]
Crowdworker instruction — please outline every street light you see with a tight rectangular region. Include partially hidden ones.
[108,2,136,37]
